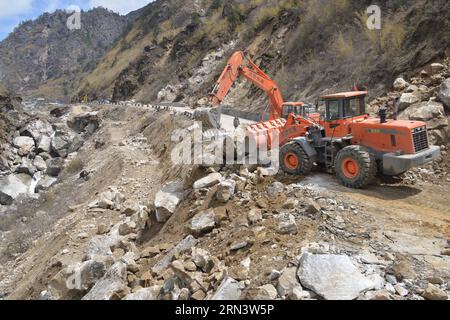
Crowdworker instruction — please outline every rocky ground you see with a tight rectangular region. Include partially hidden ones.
[0,63,449,300]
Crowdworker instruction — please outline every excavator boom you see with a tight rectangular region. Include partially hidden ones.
[209,51,284,120]
[196,51,285,129]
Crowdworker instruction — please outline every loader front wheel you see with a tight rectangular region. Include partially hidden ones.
[280,143,312,175]
[335,146,377,189]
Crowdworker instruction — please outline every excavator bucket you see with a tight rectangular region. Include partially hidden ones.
[193,107,222,130]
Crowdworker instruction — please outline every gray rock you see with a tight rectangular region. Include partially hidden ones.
[13,136,35,154]
[189,209,216,236]
[51,130,83,158]
[154,181,184,222]
[437,78,450,110]
[211,277,242,300]
[193,172,222,189]
[85,234,121,260]
[82,262,127,300]
[46,157,65,177]
[77,257,114,291]
[298,253,375,300]
[398,92,420,111]
[67,112,100,134]
[255,284,278,300]
[267,182,284,196]
[393,78,409,91]
[33,155,47,171]
[278,213,297,235]
[385,274,397,285]
[247,208,262,225]
[118,220,136,236]
[216,179,236,202]
[0,174,28,205]
[394,284,409,297]
[16,157,37,175]
[123,286,161,300]
[399,101,448,130]
[35,176,57,192]
[152,235,198,274]
[421,283,448,300]
[37,135,52,153]
[96,189,125,210]
[430,63,445,74]
[21,119,53,143]
[0,155,10,172]
[277,267,302,297]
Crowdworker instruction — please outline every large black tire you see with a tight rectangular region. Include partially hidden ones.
[280,142,313,175]
[335,145,377,189]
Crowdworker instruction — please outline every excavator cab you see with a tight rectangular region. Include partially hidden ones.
[281,102,321,122]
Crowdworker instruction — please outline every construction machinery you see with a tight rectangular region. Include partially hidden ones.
[197,51,440,188]
[195,51,318,149]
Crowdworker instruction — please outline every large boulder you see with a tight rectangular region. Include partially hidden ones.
[398,92,421,111]
[393,78,409,91]
[437,78,450,110]
[123,286,162,300]
[37,135,52,153]
[82,262,127,300]
[211,277,242,300]
[152,235,198,274]
[277,267,303,297]
[399,101,448,131]
[216,179,236,203]
[35,176,58,192]
[16,157,37,175]
[67,112,100,135]
[193,172,222,189]
[154,181,184,223]
[0,174,29,205]
[13,136,35,154]
[189,209,216,236]
[297,253,375,300]
[20,119,53,143]
[46,158,65,177]
[51,130,83,158]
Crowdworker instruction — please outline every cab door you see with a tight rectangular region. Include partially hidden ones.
[324,99,347,138]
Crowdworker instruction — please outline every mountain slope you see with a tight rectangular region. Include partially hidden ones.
[0,8,130,101]
[79,0,450,110]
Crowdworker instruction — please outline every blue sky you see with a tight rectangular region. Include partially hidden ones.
[0,0,153,40]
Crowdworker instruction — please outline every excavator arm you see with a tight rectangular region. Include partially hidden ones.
[209,51,284,120]
[195,51,284,129]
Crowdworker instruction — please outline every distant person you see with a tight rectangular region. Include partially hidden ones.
[233,116,240,130]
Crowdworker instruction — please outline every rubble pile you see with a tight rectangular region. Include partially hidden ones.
[0,104,101,206]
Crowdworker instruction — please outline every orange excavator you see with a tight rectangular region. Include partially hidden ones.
[194,51,319,148]
[196,51,440,188]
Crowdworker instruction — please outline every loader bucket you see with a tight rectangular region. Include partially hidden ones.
[193,107,222,130]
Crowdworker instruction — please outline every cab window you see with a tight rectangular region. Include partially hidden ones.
[343,99,357,117]
[326,100,340,120]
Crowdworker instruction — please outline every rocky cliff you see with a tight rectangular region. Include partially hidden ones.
[0,8,130,101]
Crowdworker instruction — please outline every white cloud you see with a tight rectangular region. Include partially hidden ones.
[0,0,33,19]
[89,0,152,15]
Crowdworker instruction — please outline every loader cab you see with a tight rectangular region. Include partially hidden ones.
[321,91,368,138]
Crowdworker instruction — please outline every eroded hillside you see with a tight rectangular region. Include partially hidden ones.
[78,0,450,111]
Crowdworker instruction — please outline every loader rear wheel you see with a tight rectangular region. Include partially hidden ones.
[335,145,377,189]
[280,143,312,175]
